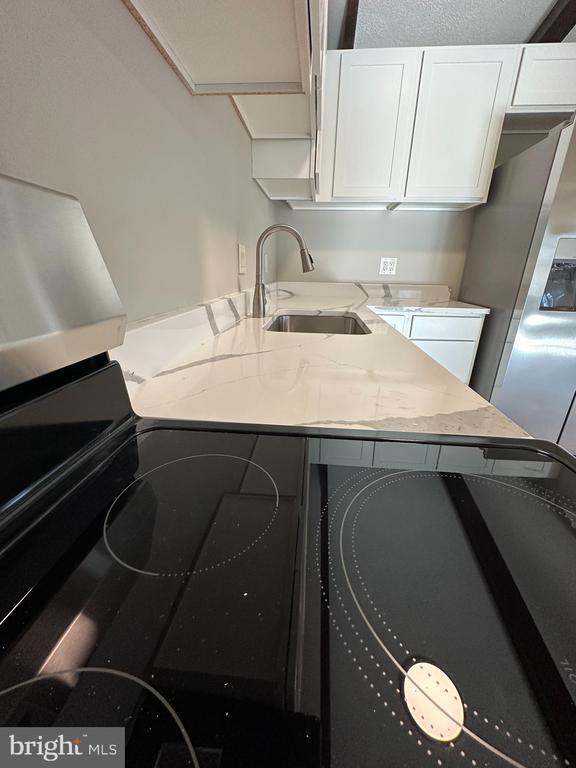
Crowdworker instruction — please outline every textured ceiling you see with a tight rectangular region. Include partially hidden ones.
[340,0,566,48]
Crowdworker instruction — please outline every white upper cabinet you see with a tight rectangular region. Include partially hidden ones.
[332,49,422,199]
[247,39,574,206]
[405,46,520,201]
[513,43,576,108]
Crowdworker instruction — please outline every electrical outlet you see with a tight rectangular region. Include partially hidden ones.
[238,243,247,274]
[379,257,397,276]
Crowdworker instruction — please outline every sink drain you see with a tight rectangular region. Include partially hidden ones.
[403,662,464,742]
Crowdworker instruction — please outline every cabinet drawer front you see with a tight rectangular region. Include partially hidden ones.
[375,314,406,333]
[412,340,476,382]
[410,315,483,341]
[319,439,374,466]
[373,442,432,468]
[333,49,421,198]
[437,445,490,471]
[513,45,576,106]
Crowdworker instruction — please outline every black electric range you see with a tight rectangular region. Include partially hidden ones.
[1,356,575,768]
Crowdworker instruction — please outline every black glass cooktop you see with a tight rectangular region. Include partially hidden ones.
[1,419,576,768]
[0,428,313,767]
[304,440,576,768]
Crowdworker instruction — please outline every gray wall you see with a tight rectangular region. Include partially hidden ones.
[274,207,473,295]
[0,0,276,321]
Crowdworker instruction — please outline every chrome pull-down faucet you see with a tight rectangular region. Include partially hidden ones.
[252,224,314,318]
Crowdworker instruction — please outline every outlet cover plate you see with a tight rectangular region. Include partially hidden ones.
[379,257,397,276]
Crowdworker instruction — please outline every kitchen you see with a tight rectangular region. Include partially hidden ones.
[1,1,576,766]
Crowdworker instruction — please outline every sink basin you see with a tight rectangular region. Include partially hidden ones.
[265,312,371,335]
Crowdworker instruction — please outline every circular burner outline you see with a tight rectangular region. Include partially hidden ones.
[315,468,573,766]
[335,469,568,768]
[103,453,280,578]
[0,666,200,768]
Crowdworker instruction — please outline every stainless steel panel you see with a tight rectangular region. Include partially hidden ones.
[559,395,576,454]
[461,129,561,400]
[0,175,126,392]
[491,126,576,441]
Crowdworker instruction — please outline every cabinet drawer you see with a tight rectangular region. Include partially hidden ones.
[410,315,483,341]
[437,445,491,472]
[319,439,374,466]
[375,314,407,333]
[373,442,438,469]
[412,340,476,383]
[513,45,576,107]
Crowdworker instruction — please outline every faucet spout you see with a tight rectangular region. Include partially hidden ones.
[252,224,314,318]
[300,247,314,273]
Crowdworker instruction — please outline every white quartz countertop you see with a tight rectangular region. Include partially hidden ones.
[368,300,491,314]
[113,286,528,439]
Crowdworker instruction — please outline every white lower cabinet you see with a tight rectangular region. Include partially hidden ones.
[308,439,556,477]
[318,439,374,466]
[375,314,407,334]
[371,309,486,383]
[412,340,477,383]
[408,313,485,384]
[409,315,484,341]
[373,442,440,469]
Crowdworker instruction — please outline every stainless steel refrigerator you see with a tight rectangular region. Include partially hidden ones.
[460,121,576,451]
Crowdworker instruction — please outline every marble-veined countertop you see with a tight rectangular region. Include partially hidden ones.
[112,284,528,438]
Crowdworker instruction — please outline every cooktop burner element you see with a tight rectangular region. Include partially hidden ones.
[304,458,576,768]
[103,453,280,578]
[404,661,464,742]
[0,425,310,767]
[0,667,200,768]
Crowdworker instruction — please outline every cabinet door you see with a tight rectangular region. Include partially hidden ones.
[405,47,519,201]
[513,44,576,107]
[412,340,476,383]
[332,49,421,199]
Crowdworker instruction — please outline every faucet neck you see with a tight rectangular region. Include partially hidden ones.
[253,224,312,318]
[255,224,306,284]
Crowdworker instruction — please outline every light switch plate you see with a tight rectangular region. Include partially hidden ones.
[238,243,247,274]
[379,257,397,276]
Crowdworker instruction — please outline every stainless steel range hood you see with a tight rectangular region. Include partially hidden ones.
[0,174,126,393]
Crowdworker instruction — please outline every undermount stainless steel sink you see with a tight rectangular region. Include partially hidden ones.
[265,312,371,335]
